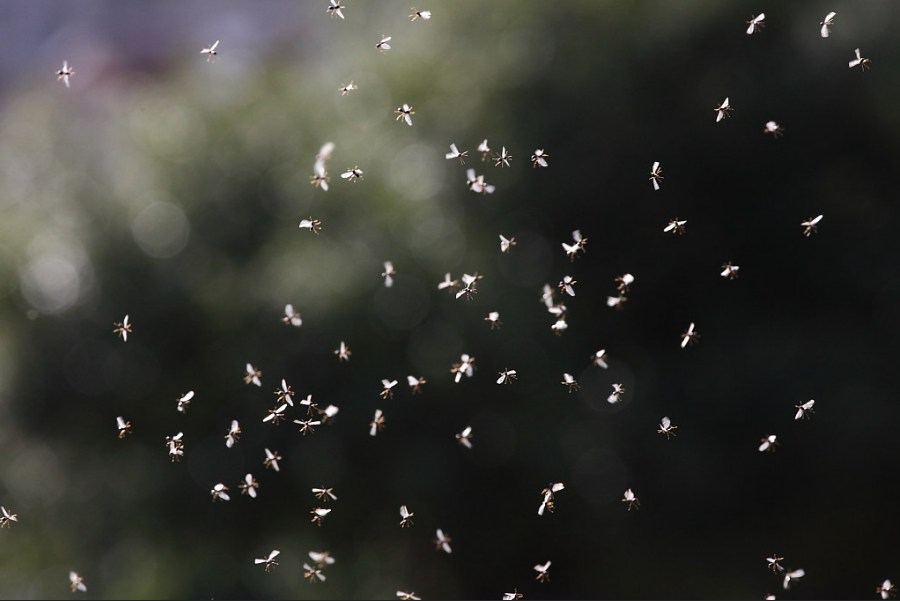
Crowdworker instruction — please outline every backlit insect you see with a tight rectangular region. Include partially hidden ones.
[116,416,132,439]
[376,35,392,52]
[434,528,452,554]
[622,488,640,511]
[298,394,319,415]
[681,322,699,348]
[456,426,473,449]
[263,403,288,425]
[294,418,321,435]
[497,368,517,385]
[283,304,302,327]
[820,11,836,38]
[341,166,364,182]
[263,448,282,472]
[224,420,241,448]
[608,383,626,404]
[531,148,549,168]
[746,13,765,34]
[210,483,231,502]
[244,363,262,387]
[456,273,483,299]
[380,379,398,399]
[465,169,496,194]
[310,507,331,526]
[593,349,609,369]
[166,432,185,462]
[657,416,678,439]
[201,40,219,62]
[561,373,579,392]
[407,375,426,394]
[782,568,805,590]
[445,143,468,164]
[503,590,524,600]
[485,311,502,329]
[493,146,512,168]
[335,341,351,362]
[534,561,552,583]
[849,48,871,71]
[409,8,431,21]
[255,549,280,572]
[339,80,357,95]
[239,473,259,498]
[477,139,491,161]
[0,506,18,528]
[326,0,345,19]
[438,272,459,292]
[538,482,565,516]
[57,61,75,87]
[69,571,87,593]
[299,218,322,234]
[607,295,628,310]
[176,390,194,414]
[561,230,588,261]
[664,218,687,235]
[764,121,784,138]
[308,550,336,568]
[370,409,385,436]
[801,214,823,236]
[794,399,816,420]
[759,434,779,452]
[312,487,338,502]
[714,97,732,122]
[382,261,396,287]
[275,379,294,406]
[310,167,329,191]
[319,404,340,423]
[397,592,421,601]
[720,261,740,280]
[650,161,663,190]
[113,315,132,341]
[615,273,635,294]
[767,554,785,574]
[303,563,326,583]
[399,505,415,527]
[451,354,476,382]
[559,275,577,297]
[499,234,517,253]
[877,579,896,600]
[395,103,415,126]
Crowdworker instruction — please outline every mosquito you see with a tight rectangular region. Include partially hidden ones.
[309,550,336,568]
[485,311,502,330]
[445,143,468,164]
[538,482,564,516]
[397,592,421,601]
[312,487,338,502]
[176,390,194,414]
[263,448,282,472]
[113,315,132,341]
[332,341,351,362]
[608,383,626,404]
[562,230,588,260]
[211,483,231,502]
[493,146,512,168]
[239,473,259,498]
[244,363,262,387]
[657,416,678,439]
[497,369,517,385]
[395,104,415,126]
[381,379,398,399]
[57,60,75,87]
[649,161,663,190]
[299,394,319,416]
[720,261,740,280]
[303,563,326,583]
[820,12,836,38]
[201,40,219,62]
[499,234,517,253]
[341,166,364,182]
[477,139,491,161]
[592,349,609,369]
[310,167,330,191]
[503,590,524,600]
[382,261,396,288]
[532,148,549,168]
[434,528,452,553]
[69,571,87,593]
[801,215,823,237]
[615,273,635,294]
[561,373,579,393]
[451,354,476,382]
[849,48,871,71]
[534,561,551,583]
[456,273,482,299]
[376,35,392,52]
[166,432,184,462]
[409,8,431,21]
[622,488,640,511]
[764,121,784,138]
[465,169,495,194]
[746,13,765,35]
[767,555,785,574]
[399,504,415,527]
[283,304,302,327]
[407,375,426,394]
[759,434,779,452]
[299,218,322,234]
[255,550,280,572]
[456,426,474,449]
[714,97,732,122]
[326,0,345,19]
[0,506,18,528]
[370,409,386,436]
[310,507,331,526]
[438,272,459,292]
[664,218,687,235]
[559,275,577,297]
[681,322,699,348]
[274,379,294,406]
[339,80,358,95]
[294,418,321,435]
[116,416,132,439]
[794,399,815,420]
[783,568,805,590]
[263,403,288,425]
[877,579,896,600]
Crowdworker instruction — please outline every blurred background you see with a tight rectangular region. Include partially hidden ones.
[1,0,899,598]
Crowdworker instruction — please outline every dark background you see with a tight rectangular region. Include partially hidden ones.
[0,1,898,598]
